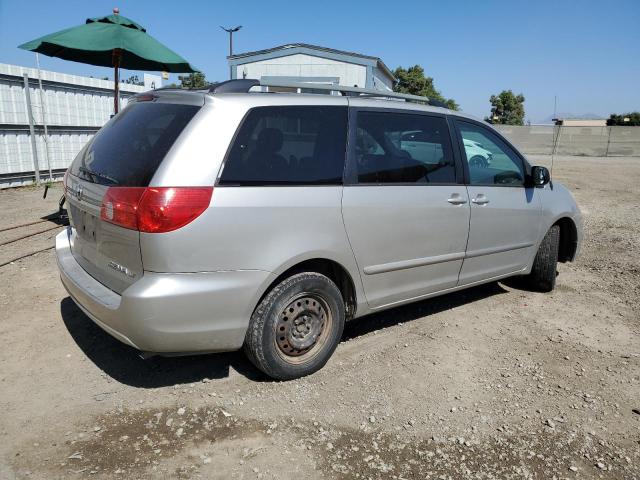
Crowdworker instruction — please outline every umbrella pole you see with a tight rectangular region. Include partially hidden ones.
[113,49,121,114]
[35,53,53,181]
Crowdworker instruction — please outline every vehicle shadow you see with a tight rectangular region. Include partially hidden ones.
[41,208,68,226]
[343,281,508,340]
[500,273,556,293]
[60,297,265,387]
[60,282,509,388]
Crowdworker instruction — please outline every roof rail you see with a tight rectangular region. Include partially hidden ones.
[148,86,183,92]
[206,78,448,108]
[261,80,438,105]
[208,79,260,93]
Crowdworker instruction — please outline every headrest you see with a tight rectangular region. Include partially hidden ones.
[257,128,283,153]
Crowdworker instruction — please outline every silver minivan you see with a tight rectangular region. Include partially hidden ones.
[56,80,582,380]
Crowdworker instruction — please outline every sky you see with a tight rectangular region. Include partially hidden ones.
[1,0,639,123]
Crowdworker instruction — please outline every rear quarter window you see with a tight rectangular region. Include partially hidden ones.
[70,102,200,186]
[219,106,348,185]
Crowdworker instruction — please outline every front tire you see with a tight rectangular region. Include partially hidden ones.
[244,272,345,380]
[527,225,560,292]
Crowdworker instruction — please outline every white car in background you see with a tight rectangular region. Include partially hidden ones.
[399,133,492,169]
[463,138,492,167]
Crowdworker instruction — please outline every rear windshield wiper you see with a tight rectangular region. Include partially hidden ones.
[78,166,119,185]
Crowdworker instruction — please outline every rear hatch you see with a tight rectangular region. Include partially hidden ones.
[65,100,201,294]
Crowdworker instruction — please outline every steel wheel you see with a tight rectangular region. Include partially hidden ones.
[469,155,488,168]
[243,272,345,380]
[274,292,333,365]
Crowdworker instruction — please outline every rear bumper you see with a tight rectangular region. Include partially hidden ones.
[56,228,271,353]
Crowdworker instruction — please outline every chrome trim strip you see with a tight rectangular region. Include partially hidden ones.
[363,242,534,276]
[369,267,527,311]
[363,251,465,275]
[464,242,534,259]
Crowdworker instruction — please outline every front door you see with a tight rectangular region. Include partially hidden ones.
[453,119,542,285]
[342,108,469,309]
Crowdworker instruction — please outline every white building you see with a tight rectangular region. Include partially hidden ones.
[227,43,395,91]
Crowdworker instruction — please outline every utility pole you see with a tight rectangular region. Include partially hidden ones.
[220,25,242,79]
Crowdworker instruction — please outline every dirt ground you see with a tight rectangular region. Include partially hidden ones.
[0,155,639,480]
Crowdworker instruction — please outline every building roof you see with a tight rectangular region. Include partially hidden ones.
[227,43,395,81]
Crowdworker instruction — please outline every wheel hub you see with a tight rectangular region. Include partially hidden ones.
[276,295,328,357]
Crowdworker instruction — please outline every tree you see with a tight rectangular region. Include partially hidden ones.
[123,75,144,86]
[393,65,458,110]
[607,112,640,126]
[486,90,525,125]
[178,72,209,89]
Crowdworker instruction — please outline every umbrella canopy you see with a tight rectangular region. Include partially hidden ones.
[19,9,198,112]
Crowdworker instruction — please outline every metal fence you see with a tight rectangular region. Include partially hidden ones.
[0,62,145,188]
[494,125,640,157]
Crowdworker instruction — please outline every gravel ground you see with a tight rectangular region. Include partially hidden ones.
[0,155,639,480]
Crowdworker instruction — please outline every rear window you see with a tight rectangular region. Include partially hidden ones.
[219,106,347,185]
[70,102,200,186]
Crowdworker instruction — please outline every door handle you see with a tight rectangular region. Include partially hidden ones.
[447,194,468,205]
[471,194,490,205]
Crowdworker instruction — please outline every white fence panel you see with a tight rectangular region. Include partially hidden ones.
[0,62,145,187]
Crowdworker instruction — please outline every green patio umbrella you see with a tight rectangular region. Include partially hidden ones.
[19,8,198,113]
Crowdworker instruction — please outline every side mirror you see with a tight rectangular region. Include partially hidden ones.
[530,165,550,187]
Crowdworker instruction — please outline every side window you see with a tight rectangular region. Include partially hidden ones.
[354,112,456,184]
[456,121,525,186]
[219,106,347,185]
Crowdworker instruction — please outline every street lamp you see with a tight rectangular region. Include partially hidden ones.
[220,25,242,79]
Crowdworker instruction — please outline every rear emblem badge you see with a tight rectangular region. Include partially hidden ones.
[107,261,136,278]
[74,184,84,201]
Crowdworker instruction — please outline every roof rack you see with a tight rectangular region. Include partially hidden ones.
[209,79,260,93]
[206,78,447,108]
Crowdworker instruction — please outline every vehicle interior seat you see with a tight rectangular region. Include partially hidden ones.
[247,128,287,180]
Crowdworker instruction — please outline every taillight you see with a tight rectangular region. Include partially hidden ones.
[100,187,213,233]
[137,187,213,233]
[101,187,146,230]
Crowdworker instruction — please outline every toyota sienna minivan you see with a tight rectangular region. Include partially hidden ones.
[56,79,582,380]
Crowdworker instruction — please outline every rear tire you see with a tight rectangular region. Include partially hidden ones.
[244,272,345,380]
[527,225,560,292]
